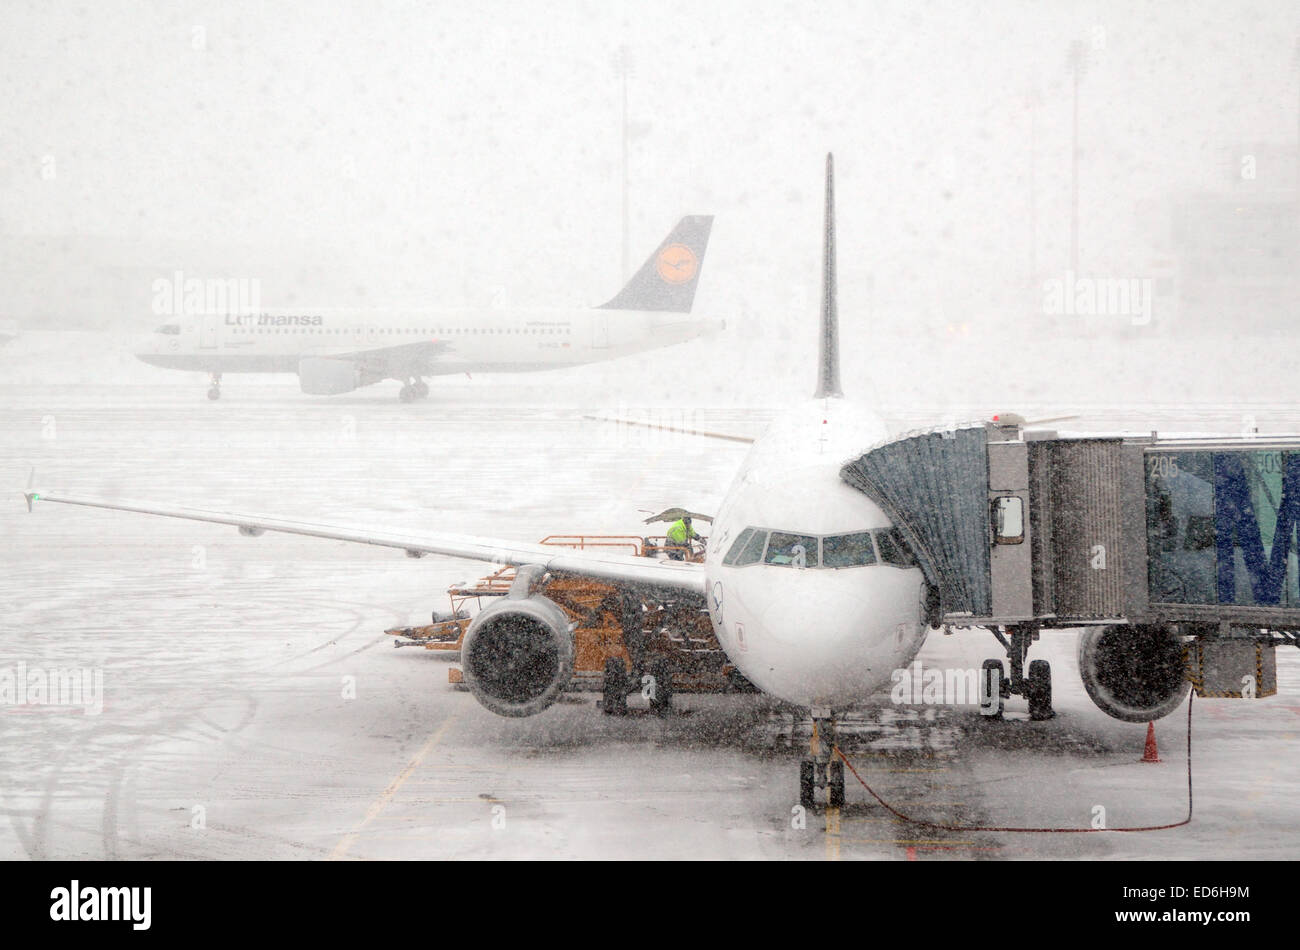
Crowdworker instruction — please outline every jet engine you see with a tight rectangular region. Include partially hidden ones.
[459,565,575,717]
[298,357,362,395]
[1077,624,1189,722]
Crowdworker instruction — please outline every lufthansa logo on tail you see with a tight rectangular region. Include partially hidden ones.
[656,244,698,284]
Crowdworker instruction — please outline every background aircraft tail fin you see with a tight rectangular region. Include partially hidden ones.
[598,215,713,313]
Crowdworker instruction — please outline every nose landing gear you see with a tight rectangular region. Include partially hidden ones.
[799,711,845,808]
[207,373,222,401]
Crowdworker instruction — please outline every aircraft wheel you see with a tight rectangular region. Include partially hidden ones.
[413,380,429,399]
[1027,659,1054,721]
[601,658,628,716]
[398,384,415,403]
[828,759,845,807]
[207,386,221,401]
[980,658,1005,718]
[799,760,815,808]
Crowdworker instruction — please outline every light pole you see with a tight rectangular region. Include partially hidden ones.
[1067,40,1088,281]
[616,45,631,282]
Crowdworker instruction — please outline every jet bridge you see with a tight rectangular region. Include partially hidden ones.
[842,419,1300,630]
[842,419,1300,712]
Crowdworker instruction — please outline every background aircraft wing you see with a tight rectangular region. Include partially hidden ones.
[23,491,706,595]
[330,339,453,378]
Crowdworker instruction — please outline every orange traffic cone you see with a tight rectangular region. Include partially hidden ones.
[1140,722,1161,763]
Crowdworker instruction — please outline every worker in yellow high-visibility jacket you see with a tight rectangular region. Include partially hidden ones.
[665,516,701,560]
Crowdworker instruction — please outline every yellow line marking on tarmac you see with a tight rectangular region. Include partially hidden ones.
[329,714,461,860]
[847,839,977,846]
[824,806,841,861]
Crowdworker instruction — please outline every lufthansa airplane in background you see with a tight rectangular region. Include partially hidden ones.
[135,216,715,402]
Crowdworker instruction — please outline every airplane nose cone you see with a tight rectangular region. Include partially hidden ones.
[726,570,926,708]
[132,332,168,366]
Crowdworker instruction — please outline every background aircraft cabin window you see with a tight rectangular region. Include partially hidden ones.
[875,529,918,568]
[732,529,769,566]
[764,532,818,568]
[822,532,878,568]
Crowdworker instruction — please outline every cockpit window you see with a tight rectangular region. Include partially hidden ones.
[764,532,818,568]
[731,528,768,566]
[720,526,919,571]
[822,532,877,568]
[154,324,181,335]
[875,528,917,568]
[722,528,755,566]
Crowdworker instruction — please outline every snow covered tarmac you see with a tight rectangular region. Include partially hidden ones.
[3,378,1299,860]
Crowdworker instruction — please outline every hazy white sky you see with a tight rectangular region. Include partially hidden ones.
[2,1,1296,326]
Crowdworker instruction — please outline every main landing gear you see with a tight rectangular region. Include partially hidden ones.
[799,709,845,808]
[398,377,430,403]
[981,624,1054,721]
[207,373,222,401]
[601,656,675,717]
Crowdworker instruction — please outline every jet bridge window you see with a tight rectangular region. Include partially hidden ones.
[822,532,878,568]
[991,496,1025,544]
[764,532,818,568]
[154,324,180,335]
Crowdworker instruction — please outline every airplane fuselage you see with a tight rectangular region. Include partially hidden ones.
[136,308,712,376]
[703,398,929,709]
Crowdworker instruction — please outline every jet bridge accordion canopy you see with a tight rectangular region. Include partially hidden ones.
[841,426,993,617]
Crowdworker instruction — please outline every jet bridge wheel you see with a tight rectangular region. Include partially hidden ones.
[981,659,1006,719]
[1027,659,1054,721]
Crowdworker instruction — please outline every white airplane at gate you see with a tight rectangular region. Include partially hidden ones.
[25,156,939,806]
[134,215,717,402]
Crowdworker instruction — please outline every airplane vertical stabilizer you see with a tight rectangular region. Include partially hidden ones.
[598,215,713,313]
[814,152,843,399]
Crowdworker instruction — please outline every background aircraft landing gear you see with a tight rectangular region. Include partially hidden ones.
[207,373,222,401]
[982,625,1054,721]
[399,378,430,402]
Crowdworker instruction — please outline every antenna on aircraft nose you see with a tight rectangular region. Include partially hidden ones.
[814,152,843,399]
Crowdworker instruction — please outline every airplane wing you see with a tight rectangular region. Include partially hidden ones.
[22,490,706,595]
